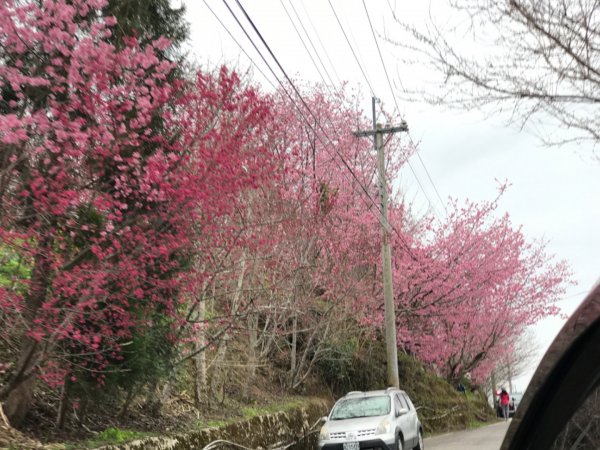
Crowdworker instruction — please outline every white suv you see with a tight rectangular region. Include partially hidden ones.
[318,388,424,450]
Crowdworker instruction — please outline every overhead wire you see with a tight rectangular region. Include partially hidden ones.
[201,0,277,91]
[361,0,438,219]
[204,0,432,256]
[381,0,448,216]
[221,0,418,259]
[281,1,419,252]
[320,0,442,226]
[324,0,444,222]
[277,0,359,187]
[288,1,419,255]
[298,0,342,86]
[362,0,448,217]
[203,0,338,214]
[277,1,391,190]
[311,1,426,250]
[278,0,335,96]
[231,0,390,212]
[412,139,448,214]
[221,0,380,208]
[327,0,375,96]
[284,0,338,89]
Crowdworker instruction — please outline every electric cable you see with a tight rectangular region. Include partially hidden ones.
[201,0,277,91]
[216,0,418,259]
[232,0,417,258]
[299,0,342,85]
[284,0,338,89]
[362,0,447,216]
[327,0,375,96]
[278,0,335,97]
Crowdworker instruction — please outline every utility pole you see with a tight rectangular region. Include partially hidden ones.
[354,97,408,388]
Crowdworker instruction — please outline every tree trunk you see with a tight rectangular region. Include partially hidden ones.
[78,397,89,424]
[56,379,70,429]
[243,312,258,399]
[2,234,53,427]
[117,384,139,420]
[194,296,208,407]
[210,334,228,403]
[491,370,498,409]
[209,252,246,404]
[290,313,297,375]
[507,358,514,394]
[3,376,35,427]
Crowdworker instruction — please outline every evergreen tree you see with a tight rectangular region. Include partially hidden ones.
[103,0,189,54]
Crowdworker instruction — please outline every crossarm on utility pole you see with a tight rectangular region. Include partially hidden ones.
[353,122,408,138]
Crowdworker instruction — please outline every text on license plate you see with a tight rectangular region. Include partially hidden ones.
[343,442,359,450]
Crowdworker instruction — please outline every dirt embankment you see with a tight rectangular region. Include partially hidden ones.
[0,351,494,449]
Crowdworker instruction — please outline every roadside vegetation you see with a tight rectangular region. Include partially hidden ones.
[0,0,568,448]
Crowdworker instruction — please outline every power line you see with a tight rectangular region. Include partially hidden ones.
[279,1,437,238]
[318,0,444,221]
[327,0,375,96]
[380,0,448,214]
[278,0,335,95]
[361,1,405,106]
[285,0,338,89]
[223,0,379,205]
[231,0,381,210]
[412,140,448,214]
[362,0,447,217]
[201,0,277,91]
[299,0,342,86]
[202,1,356,235]
[223,0,418,259]
[361,0,439,218]
[204,0,414,259]
[220,0,344,178]
[210,0,434,253]
[277,5,419,255]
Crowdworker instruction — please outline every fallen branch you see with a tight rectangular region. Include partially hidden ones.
[421,405,461,420]
[202,439,254,450]
[0,403,9,428]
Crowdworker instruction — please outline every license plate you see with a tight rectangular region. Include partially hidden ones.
[343,442,360,450]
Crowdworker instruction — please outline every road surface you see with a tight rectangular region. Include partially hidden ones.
[424,421,511,450]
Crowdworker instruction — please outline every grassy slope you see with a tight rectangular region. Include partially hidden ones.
[396,353,496,434]
[1,345,495,447]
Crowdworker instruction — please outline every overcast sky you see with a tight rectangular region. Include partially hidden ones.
[183,0,600,391]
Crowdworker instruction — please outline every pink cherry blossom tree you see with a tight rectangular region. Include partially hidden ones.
[387,193,571,383]
[0,0,275,426]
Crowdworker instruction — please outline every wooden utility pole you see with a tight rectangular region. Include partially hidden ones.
[354,97,408,388]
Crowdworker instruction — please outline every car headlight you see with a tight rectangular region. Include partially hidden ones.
[376,418,391,435]
[319,425,329,440]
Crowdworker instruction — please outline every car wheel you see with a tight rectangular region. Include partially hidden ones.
[413,430,424,450]
[396,433,404,450]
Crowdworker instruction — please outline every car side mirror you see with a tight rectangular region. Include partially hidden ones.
[320,416,328,422]
[396,407,409,417]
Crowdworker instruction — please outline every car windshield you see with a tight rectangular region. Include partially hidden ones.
[330,395,390,420]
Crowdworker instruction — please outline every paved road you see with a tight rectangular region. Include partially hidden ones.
[424,421,511,450]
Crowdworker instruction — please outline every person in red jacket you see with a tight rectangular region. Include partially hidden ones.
[496,388,511,420]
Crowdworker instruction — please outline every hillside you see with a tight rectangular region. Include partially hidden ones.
[0,342,495,449]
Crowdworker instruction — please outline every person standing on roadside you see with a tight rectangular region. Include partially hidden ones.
[497,388,510,420]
